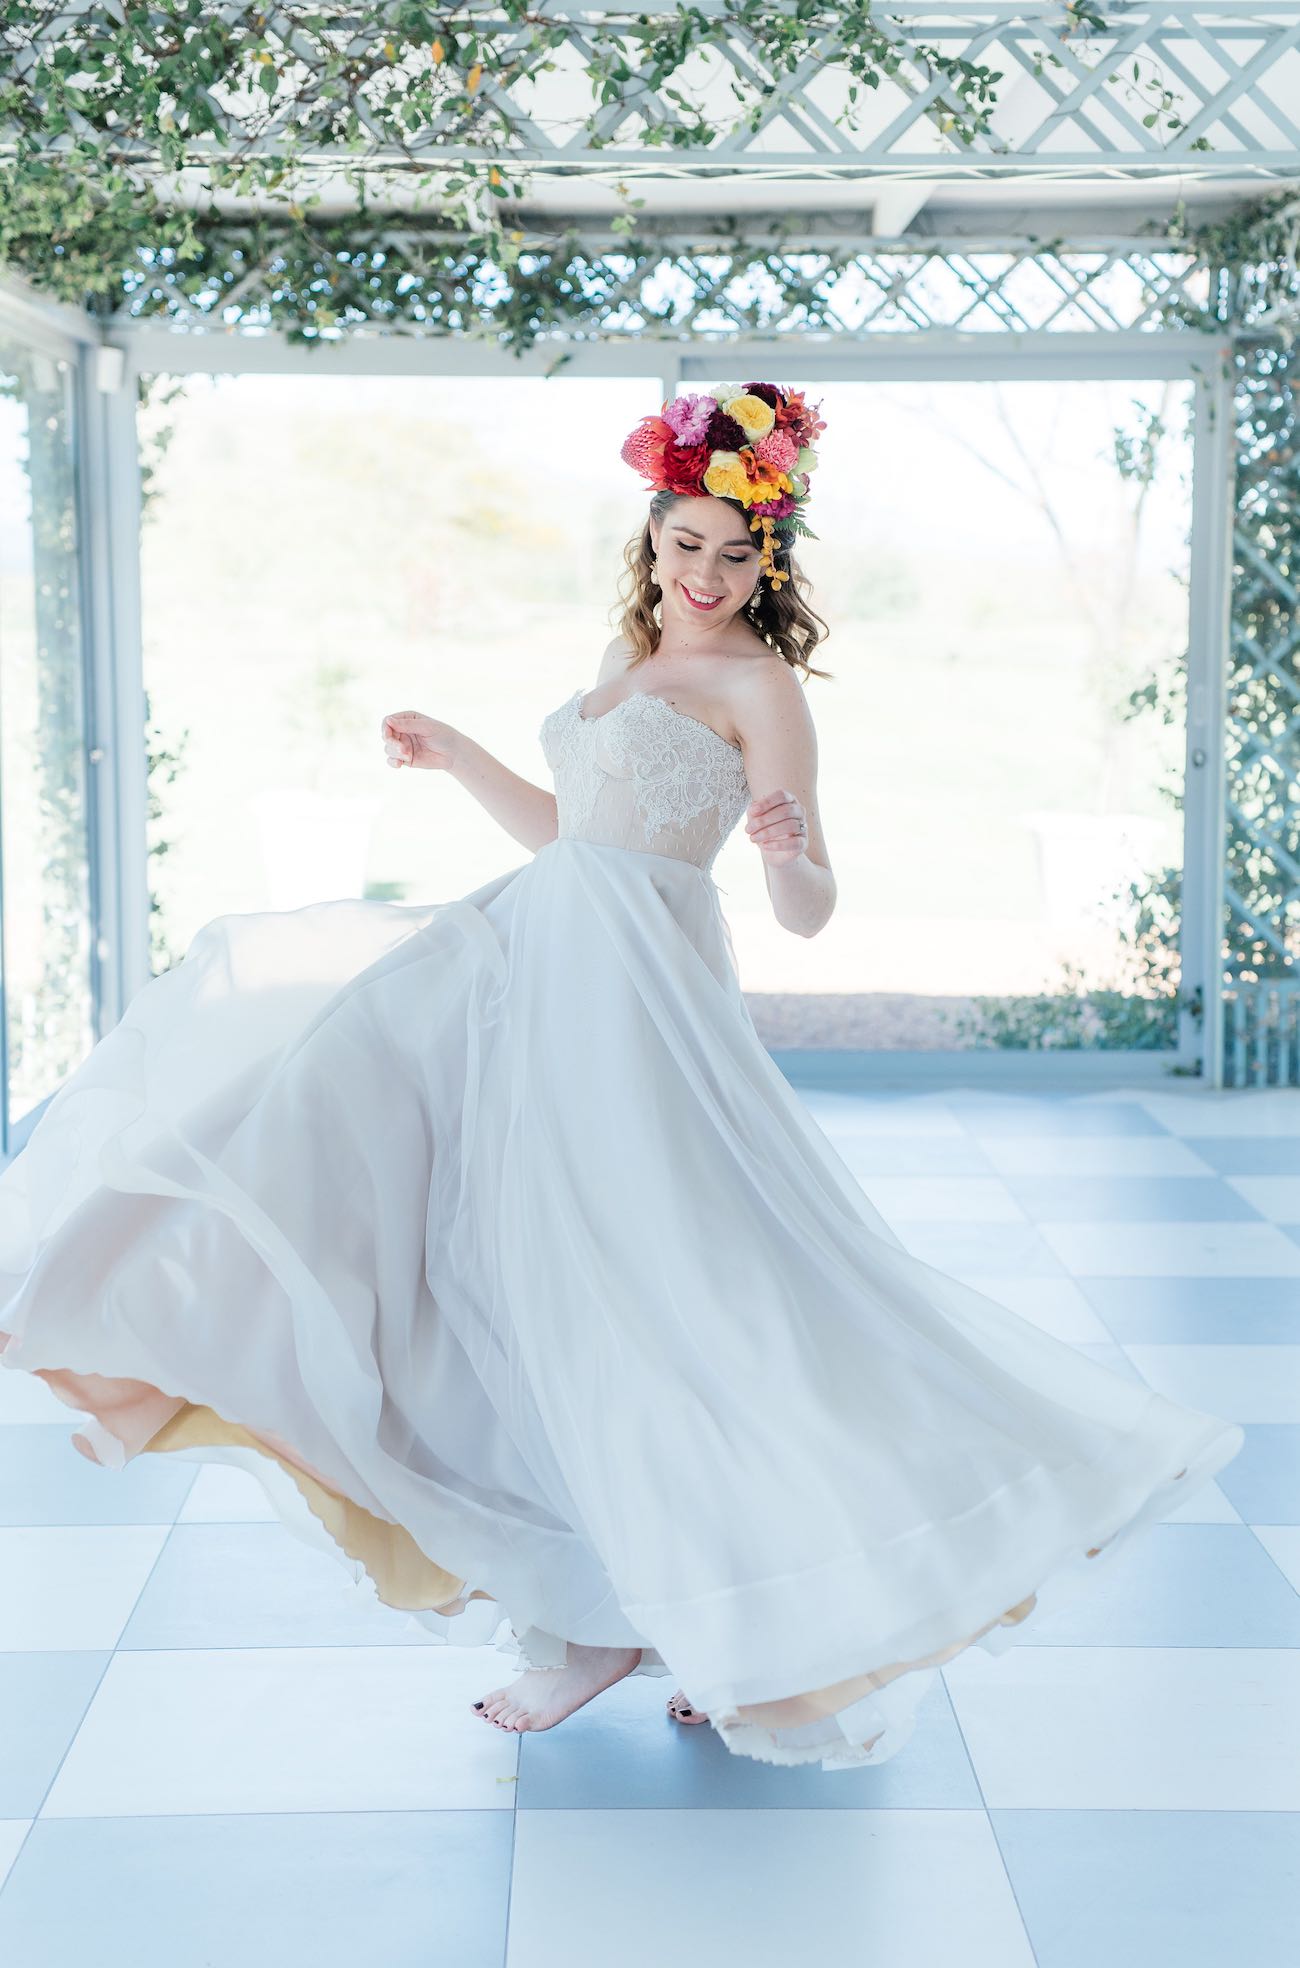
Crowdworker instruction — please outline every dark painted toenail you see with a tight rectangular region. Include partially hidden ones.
[680,1706,693,1715]
[473,1701,484,1709]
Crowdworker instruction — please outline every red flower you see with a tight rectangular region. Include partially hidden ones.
[620,418,710,494]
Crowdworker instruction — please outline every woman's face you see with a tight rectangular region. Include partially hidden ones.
[649,497,761,633]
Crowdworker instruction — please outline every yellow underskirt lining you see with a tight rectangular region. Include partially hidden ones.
[145,1400,496,1617]
[142,1398,1050,1735]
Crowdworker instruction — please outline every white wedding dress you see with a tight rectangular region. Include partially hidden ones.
[0,681,1245,1769]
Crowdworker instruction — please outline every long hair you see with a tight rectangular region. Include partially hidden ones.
[613,489,833,680]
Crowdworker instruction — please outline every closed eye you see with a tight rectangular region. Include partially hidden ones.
[679,545,750,564]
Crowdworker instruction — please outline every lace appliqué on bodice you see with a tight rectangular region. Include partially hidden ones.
[538,689,751,872]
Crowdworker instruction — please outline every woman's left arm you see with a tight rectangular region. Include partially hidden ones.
[734,662,837,939]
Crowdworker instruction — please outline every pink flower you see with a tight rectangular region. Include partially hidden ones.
[663,393,716,446]
[755,428,799,473]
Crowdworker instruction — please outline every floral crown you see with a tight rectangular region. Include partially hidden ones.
[619,382,827,590]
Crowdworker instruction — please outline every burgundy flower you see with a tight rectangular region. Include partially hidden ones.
[705,407,747,451]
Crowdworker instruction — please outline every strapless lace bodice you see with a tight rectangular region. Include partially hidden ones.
[539,687,751,872]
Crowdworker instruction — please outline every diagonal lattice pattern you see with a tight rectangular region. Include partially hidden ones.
[8,2,1300,178]
[5,9,1299,1081]
[109,227,1215,339]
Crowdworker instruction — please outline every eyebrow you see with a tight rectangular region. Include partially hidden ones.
[672,523,756,550]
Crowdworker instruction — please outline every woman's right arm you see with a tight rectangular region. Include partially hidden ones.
[381,712,558,853]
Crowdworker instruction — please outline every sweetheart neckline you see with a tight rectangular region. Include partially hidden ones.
[571,687,745,760]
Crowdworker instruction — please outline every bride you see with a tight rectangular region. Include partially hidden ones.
[0,382,1244,1771]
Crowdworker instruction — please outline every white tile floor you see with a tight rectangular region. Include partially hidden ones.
[1,1080,1297,1967]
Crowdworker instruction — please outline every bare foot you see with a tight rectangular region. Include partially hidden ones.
[666,1687,709,1725]
[473,1644,641,1733]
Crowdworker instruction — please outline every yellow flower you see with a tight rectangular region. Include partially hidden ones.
[703,452,754,503]
[431,38,445,62]
[467,60,483,92]
[721,392,776,441]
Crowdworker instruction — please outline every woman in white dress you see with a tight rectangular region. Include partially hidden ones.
[0,383,1244,1771]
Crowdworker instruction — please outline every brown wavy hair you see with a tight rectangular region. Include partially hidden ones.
[613,489,833,681]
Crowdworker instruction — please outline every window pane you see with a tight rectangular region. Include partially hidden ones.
[138,369,1191,1055]
[719,377,1192,1051]
[138,373,663,955]
[0,344,93,1135]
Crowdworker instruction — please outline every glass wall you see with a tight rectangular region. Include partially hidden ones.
[136,366,1194,1054]
[137,372,663,962]
[0,340,94,1146]
[727,376,1195,1051]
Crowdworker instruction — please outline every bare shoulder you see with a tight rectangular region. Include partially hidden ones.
[730,653,814,743]
[597,632,634,684]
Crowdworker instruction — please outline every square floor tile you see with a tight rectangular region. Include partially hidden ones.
[0,1425,196,1527]
[1159,1479,1241,1526]
[0,1527,168,1650]
[0,1652,110,1815]
[1183,1136,1300,1175]
[992,1808,1300,1968]
[860,1176,1027,1223]
[950,1099,1166,1138]
[175,1463,280,1522]
[1250,1525,1300,1593]
[0,1823,29,1894]
[42,1644,520,1816]
[119,1523,436,1650]
[1080,1277,1300,1344]
[1214,1425,1300,1523]
[1017,1524,1300,1648]
[1138,1093,1300,1138]
[0,1811,513,1968]
[979,1136,1215,1176]
[1225,1175,1300,1223]
[797,1093,965,1139]
[1123,1343,1300,1422]
[835,1136,994,1175]
[0,1369,75,1425]
[516,1668,979,1810]
[942,1646,1300,1809]
[1004,1175,1262,1221]
[506,1809,1035,1968]
[1039,1221,1300,1277]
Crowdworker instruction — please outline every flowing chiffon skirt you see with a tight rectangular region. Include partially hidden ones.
[0,834,1245,1768]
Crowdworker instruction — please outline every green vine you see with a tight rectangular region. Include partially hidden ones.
[2,7,1297,1074]
[0,1,1221,335]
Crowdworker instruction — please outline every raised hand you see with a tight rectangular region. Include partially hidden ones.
[380,711,461,772]
[744,789,808,866]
